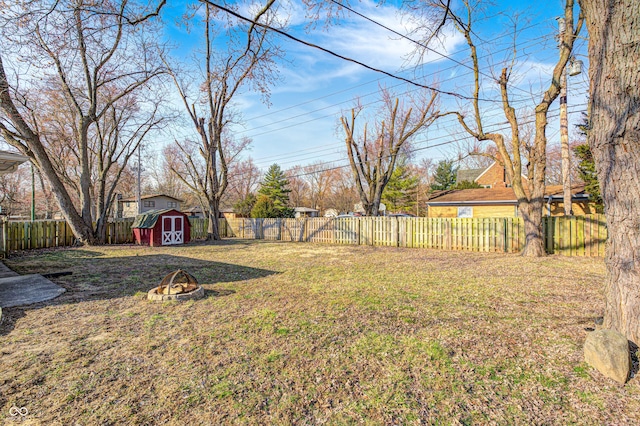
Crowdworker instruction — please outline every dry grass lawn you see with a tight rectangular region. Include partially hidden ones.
[0,240,638,425]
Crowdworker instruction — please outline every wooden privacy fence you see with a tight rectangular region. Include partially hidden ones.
[222,215,607,257]
[0,215,607,257]
[0,217,212,256]
[0,219,136,255]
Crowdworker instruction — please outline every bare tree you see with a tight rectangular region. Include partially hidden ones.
[432,0,582,256]
[285,165,308,208]
[303,161,336,212]
[0,0,167,244]
[341,88,440,216]
[0,163,30,217]
[326,167,358,214]
[577,0,640,345]
[166,0,281,240]
[225,158,262,206]
[148,146,189,200]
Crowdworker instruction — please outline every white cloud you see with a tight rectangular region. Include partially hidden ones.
[241,0,307,27]
[314,1,465,73]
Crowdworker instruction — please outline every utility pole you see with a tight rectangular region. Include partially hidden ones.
[136,146,142,215]
[560,64,572,215]
[31,162,35,221]
[557,17,581,216]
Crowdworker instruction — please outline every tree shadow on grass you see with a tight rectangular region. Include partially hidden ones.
[0,247,278,336]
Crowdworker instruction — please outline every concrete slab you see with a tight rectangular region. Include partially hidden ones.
[0,274,66,308]
[0,261,19,279]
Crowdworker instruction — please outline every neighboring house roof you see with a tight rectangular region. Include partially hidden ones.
[457,160,528,187]
[544,184,590,199]
[294,207,319,213]
[0,150,29,175]
[121,194,183,203]
[187,206,234,214]
[428,187,519,205]
[427,185,589,205]
[456,168,485,183]
[132,209,185,229]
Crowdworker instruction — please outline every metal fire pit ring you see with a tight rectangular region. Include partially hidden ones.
[147,269,205,302]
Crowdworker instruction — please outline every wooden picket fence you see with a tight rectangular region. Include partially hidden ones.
[0,215,607,257]
[0,217,212,257]
[0,219,136,255]
[222,215,607,257]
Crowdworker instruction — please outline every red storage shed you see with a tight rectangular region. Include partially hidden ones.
[132,209,191,247]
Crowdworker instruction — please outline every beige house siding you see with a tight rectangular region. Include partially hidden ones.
[547,200,598,216]
[428,204,516,218]
[473,205,517,218]
[427,206,458,218]
[429,201,598,219]
[121,196,182,218]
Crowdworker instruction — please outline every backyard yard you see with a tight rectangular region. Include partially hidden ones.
[0,240,638,424]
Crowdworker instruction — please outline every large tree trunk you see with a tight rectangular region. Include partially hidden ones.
[580,0,640,344]
[0,54,95,244]
[207,200,221,241]
[519,198,546,257]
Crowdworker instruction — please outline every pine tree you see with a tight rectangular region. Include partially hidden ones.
[454,180,482,189]
[382,164,419,212]
[256,164,294,218]
[250,195,278,218]
[234,193,257,218]
[573,144,604,213]
[430,160,458,191]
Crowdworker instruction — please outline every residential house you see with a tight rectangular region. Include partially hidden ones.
[456,159,521,189]
[185,206,206,219]
[0,151,28,175]
[427,160,596,218]
[186,206,238,219]
[294,207,319,218]
[119,194,183,218]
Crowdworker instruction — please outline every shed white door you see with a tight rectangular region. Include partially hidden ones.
[162,216,184,245]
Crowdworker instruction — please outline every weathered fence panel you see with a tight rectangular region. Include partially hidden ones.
[215,215,606,257]
[1,218,135,255]
[542,214,607,257]
[1,214,607,258]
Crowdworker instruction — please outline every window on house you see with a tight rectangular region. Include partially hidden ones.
[167,201,178,208]
[125,202,130,207]
[143,200,155,208]
[457,206,473,218]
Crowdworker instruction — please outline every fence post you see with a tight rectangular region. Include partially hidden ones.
[1,220,7,258]
[502,218,507,253]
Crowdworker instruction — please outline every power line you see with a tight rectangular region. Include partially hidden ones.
[142,100,589,174]
[239,33,562,138]
[202,0,513,103]
[220,102,589,181]
[327,0,539,98]
[242,18,550,123]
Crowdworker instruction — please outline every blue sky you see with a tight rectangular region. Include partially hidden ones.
[158,0,590,174]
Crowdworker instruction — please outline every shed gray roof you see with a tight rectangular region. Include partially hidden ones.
[132,209,184,229]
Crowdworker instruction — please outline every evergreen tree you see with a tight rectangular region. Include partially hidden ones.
[430,160,458,191]
[234,193,257,218]
[251,195,278,218]
[382,164,419,212]
[256,164,294,218]
[454,180,482,189]
[574,144,604,213]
